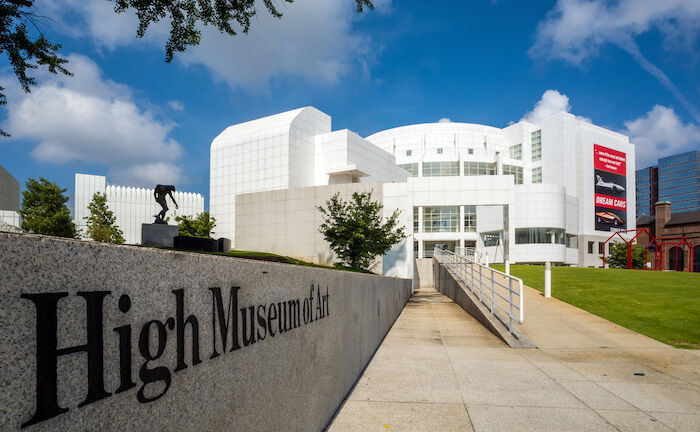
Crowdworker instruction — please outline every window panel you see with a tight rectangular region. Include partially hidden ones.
[399,163,419,177]
[509,143,522,160]
[480,231,502,247]
[463,205,476,232]
[515,228,565,245]
[532,167,542,184]
[531,130,542,161]
[423,206,459,232]
[503,164,523,184]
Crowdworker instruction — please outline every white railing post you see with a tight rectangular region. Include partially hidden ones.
[544,261,551,298]
[490,271,495,314]
[508,278,513,332]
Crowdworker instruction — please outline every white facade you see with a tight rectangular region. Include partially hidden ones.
[211,107,635,275]
[74,174,204,244]
[0,164,21,231]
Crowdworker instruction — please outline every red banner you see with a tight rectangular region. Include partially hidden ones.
[594,144,626,174]
[595,193,627,211]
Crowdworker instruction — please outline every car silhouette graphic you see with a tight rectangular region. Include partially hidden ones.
[596,211,624,226]
[596,175,625,193]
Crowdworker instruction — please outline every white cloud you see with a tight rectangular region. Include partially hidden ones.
[1,54,184,186]
[438,117,452,123]
[168,100,185,111]
[532,0,700,122]
[624,105,700,168]
[519,89,595,124]
[43,0,384,88]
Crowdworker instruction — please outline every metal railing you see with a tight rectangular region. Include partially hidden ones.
[455,247,488,266]
[434,248,523,333]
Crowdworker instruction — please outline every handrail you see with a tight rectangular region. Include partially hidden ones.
[434,248,524,333]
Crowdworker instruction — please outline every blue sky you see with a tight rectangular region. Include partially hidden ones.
[1,0,699,209]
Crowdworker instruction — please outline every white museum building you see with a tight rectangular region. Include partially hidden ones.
[74,174,204,244]
[210,107,636,279]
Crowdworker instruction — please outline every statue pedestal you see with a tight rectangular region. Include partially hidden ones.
[142,224,179,248]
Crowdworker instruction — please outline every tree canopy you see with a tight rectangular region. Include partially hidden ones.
[20,176,77,238]
[175,211,216,238]
[317,191,406,271]
[606,242,646,269]
[0,0,375,135]
[84,192,125,244]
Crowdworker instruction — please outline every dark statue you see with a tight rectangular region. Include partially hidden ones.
[153,184,178,224]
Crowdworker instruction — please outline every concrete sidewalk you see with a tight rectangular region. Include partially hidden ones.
[328,287,700,432]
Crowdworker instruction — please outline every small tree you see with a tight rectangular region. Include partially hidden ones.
[84,192,125,244]
[317,191,406,271]
[175,211,216,238]
[606,242,646,269]
[20,177,77,238]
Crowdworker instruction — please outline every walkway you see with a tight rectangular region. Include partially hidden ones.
[328,287,700,431]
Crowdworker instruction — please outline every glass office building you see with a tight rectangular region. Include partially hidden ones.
[637,151,700,217]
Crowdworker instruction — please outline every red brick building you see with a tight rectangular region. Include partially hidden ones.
[636,202,700,272]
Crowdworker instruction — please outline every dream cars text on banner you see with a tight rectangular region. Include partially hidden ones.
[594,144,627,231]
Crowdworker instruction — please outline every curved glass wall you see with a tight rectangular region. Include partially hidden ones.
[464,162,496,176]
[515,228,565,245]
[423,161,459,177]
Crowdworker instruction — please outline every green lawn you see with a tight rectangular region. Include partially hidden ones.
[493,265,700,349]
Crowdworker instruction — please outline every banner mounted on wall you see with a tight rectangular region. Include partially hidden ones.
[594,144,627,231]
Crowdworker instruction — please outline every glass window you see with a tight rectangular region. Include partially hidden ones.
[414,240,419,258]
[588,241,594,254]
[532,167,542,184]
[423,161,459,177]
[598,242,605,254]
[509,143,522,160]
[503,164,524,184]
[464,162,497,176]
[399,163,419,177]
[423,206,459,232]
[406,149,412,156]
[468,148,474,155]
[413,207,419,232]
[481,231,502,247]
[463,205,476,232]
[531,130,542,161]
[437,148,443,154]
[515,228,565,245]
[566,234,578,249]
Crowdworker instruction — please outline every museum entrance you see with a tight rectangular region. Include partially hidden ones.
[424,240,457,258]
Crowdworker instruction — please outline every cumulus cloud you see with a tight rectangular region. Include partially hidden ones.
[521,90,572,124]
[1,54,184,186]
[42,0,385,88]
[532,0,700,122]
[438,117,452,123]
[624,105,700,168]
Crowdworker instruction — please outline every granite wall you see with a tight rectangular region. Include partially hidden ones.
[0,232,411,431]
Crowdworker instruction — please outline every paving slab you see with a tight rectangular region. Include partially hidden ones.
[328,287,700,432]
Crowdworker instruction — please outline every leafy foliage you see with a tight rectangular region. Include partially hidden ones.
[84,192,125,244]
[317,191,406,271]
[605,242,646,269]
[114,0,376,62]
[0,0,71,136]
[175,211,216,238]
[20,177,77,238]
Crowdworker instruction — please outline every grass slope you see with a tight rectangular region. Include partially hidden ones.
[493,265,700,349]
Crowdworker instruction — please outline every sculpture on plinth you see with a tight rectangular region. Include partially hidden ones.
[153,184,178,224]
